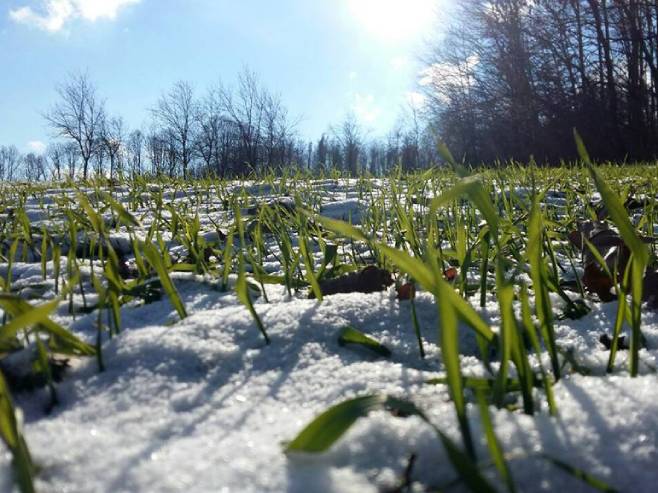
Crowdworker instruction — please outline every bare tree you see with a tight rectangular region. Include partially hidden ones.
[218,69,265,172]
[262,90,299,170]
[315,134,328,171]
[47,143,65,180]
[424,0,658,162]
[62,142,79,179]
[332,113,362,175]
[146,129,166,176]
[93,144,106,177]
[100,115,124,179]
[195,87,225,176]
[151,81,197,178]
[126,129,145,179]
[23,153,47,181]
[45,73,105,179]
[0,145,21,181]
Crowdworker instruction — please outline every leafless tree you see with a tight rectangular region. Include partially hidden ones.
[146,130,165,176]
[0,145,21,181]
[425,0,658,162]
[45,73,105,179]
[315,134,328,171]
[23,153,47,181]
[332,113,362,175]
[25,69,310,179]
[262,90,297,169]
[46,143,65,180]
[126,129,145,179]
[151,81,197,178]
[218,69,265,172]
[100,115,125,179]
[62,142,79,179]
[195,87,226,176]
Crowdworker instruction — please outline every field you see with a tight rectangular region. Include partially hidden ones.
[1,158,658,492]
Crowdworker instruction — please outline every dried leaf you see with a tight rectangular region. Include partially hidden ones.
[310,266,393,298]
[569,222,630,301]
[582,264,616,302]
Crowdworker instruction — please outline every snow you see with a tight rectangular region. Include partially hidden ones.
[320,199,365,224]
[2,180,658,492]
[1,279,657,492]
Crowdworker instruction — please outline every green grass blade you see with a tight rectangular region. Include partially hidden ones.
[585,163,648,376]
[104,193,141,228]
[528,199,560,380]
[573,129,592,164]
[377,244,495,343]
[493,282,514,407]
[285,395,386,452]
[377,244,435,293]
[143,243,187,320]
[520,285,557,415]
[236,256,270,345]
[587,166,649,264]
[305,210,369,242]
[476,389,516,493]
[0,371,36,493]
[0,294,95,356]
[0,297,59,345]
[338,326,391,358]
[430,176,499,238]
[299,232,323,301]
[437,279,476,460]
[435,428,498,493]
[285,393,496,492]
[542,454,618,493]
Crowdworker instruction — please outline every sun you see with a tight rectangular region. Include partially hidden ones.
[346,0,437,41]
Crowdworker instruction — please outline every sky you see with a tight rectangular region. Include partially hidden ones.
[0,0,446,153]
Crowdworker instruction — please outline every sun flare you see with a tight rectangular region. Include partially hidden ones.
[346,0,436,41]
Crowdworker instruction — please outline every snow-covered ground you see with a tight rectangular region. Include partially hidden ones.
[1,180,658,492]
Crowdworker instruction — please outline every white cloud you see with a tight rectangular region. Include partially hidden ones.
[75,0,139,21]
[10,1,73,32]
[27,140,47,154]
[351,93,381,124]
[9,0,140,32]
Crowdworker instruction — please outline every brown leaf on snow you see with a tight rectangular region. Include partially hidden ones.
[569,222,629,300]
[582,263,616,302]
[310,266,393,298]
[569,220,657,306]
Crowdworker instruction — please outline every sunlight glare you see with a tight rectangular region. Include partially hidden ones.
[346,0,436,41]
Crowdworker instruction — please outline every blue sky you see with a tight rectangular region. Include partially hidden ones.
[0,0,445,153]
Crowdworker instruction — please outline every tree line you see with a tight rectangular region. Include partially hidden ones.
[1,69,437,181]
[425,0,658,163]
[8,0,652,178]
